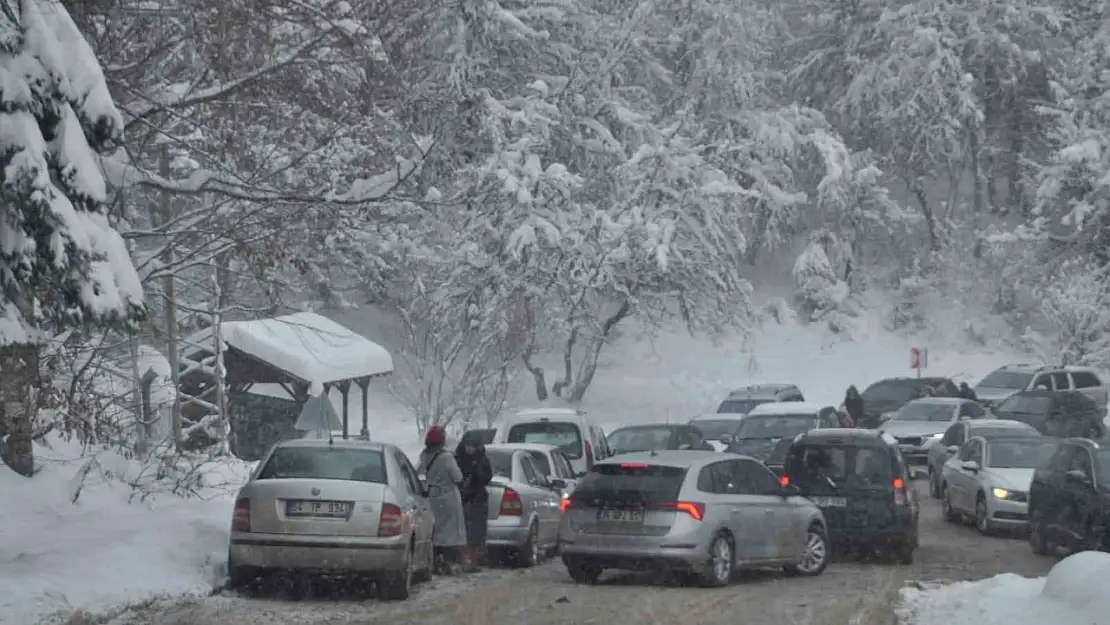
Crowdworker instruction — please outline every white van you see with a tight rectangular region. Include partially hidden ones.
[494,408,608,477]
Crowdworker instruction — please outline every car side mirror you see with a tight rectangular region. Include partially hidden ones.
[960,460,980,472]
[549,478,567,489]
[719,433,733,445]
[1064,469,1090,485]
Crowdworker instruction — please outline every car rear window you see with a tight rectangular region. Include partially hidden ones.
[717,399,769,414]
[978,371,1034,390]
[486,450,514,479]
[507,422,583,458]
[573,463,687,504]
[862,381,919,403]
[256,447,386,484]
[607,427,674,453]
[786,444,893,493]
[690,419,743,439]
[735,415,817,439]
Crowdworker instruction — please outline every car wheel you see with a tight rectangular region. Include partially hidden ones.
[226,560,258,592]
[975,494,993,536]
[378,544,414,600]
[785,524,829,577]
[563,556,602,584]
[941,484,958,523]
[413,539,434,583]
[893,539,915,565]
[698,532,734,587]
[513,522,540,568]
[928,468,940,499]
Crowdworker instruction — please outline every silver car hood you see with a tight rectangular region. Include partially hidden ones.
[982,468,1035,491]
[880,420,948,438]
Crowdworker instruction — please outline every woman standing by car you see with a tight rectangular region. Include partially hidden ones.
[456,432,493,570]
[419,426,468,574]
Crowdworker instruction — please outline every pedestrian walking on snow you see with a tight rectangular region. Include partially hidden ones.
[958,382,978,402]
[456,431,493,571]
[843,386,864,428]
[418,426,467,574]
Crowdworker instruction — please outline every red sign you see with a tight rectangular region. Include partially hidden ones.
[910,347,928,369]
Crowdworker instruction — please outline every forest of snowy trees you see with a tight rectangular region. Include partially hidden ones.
[2,0,1109,475]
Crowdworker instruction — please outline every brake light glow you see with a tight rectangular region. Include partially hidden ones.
[500,488,524,516]
[232,498,250,532]
[650,501,706,521]
[893,477,908,506]
[378,503,403,537]
[561,497,572,513]
[780,475,790,487]
[620,462,649,469]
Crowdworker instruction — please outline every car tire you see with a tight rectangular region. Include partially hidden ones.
[975,494,993,536]
[941,484,958,523]
[413,540,434,583]
[893,540,915,565]
[513,522,541,568]
[226,561,258,592]
[564,556,603,584]
[785,524,829,577]
[928,468,940,499]
[698,532,735,587]
[378,544,414,600]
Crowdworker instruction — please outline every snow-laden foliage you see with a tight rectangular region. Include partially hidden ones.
[792,232,853,332]
[1036,260,1110,370]
[0,0,144,344]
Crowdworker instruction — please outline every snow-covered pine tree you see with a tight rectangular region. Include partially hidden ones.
[0,0,144,477]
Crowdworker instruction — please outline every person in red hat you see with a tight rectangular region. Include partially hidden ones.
[418,426,467,574]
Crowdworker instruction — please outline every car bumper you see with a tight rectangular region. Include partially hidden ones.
[558,527,712,572]
[228,533,408,574]
[987,497,1029,527]
[487,518,531,549]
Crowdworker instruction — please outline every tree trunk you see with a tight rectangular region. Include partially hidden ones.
[0,343,39,477]
[158,145,184,453]
[567,300,632,403]
[911,182,940,251]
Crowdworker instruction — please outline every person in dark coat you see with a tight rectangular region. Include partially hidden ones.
[455,431,493,570]
[958,382,978,401]
[843,386,864,428]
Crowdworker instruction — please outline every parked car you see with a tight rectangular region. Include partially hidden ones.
[858,377,961,429]
[925,419,1041,498]
[559,450,829,586]
[715,383,806,415]
[607,424,713,455]
[877,398,986,465]
[483,445,565,566]
[1028,438,1110,555]
[489,442,579,498]
[991,390,1106,439]
[494,408,610,476]
[781,429,919,563]
[688,415,748,450]
[725,402,840,474]
[940,435,1059,535]
[227,439,434,600]
[973,363,1108,410]
[461,428,497,445]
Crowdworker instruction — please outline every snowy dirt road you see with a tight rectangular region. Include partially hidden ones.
[100,481,1053,625]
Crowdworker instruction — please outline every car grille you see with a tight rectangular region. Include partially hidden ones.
[895,436,923,447]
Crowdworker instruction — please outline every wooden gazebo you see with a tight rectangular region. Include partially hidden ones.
[179,312,393,439]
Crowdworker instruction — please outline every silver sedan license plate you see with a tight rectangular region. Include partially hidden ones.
[810,496,847,508]
[286,500,352,518]
[597,508,645,523]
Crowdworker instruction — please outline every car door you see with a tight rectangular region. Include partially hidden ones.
[727,459,785,560]
[394,451,434,557]
[949,439,982,513]
[1060,447,1098,547]
[1036,444,1076,541]
[520,455,561,542]
[707,460,770,560]
[742,458,804,560]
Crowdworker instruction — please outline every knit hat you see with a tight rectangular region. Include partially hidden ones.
[425,426,447,447]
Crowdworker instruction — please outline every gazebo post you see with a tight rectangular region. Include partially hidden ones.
[357,377,370,439]
[338,380,352,440]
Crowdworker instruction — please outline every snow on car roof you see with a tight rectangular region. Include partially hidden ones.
[746,402,829,416]
[905,397,966,405]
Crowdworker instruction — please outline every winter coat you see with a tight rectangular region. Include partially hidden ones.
[455,441,493,504]
[844,389,864,425]
[958,384,978,401]
[418,446,467,548]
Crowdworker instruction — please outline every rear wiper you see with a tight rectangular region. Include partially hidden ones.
[825,476,838,489]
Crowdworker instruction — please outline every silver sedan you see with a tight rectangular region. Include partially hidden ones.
[227,439,435,600]
[484,446,565,567]
[558,450,829,586]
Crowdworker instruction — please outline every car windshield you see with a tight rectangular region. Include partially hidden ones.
[893,402,954,422]
[486,450,514,479]
[690,419,743,439]
[717,399,770,414]
[506,421,583,458]
[256,447,386,484]
[573,463,687,504]
[986,440,1058,469]
[978,371,1034,390]
[1097,449,1110,483]
[786,444,893,493]
[607,427,674,453]
[862,381,919,403]
[735,415,817,440]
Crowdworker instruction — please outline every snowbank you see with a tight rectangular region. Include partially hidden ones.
[898,551,1110,625]
[0,438,254,625]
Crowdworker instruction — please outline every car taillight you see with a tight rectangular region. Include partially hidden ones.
[500,488,524,516]
[585,441,595,468]
[378,503,404,537]
[560,497,573,513]
[232,498,250,533]
[650,501,706,521]
[780,475,790,487]
[893,477,908,506]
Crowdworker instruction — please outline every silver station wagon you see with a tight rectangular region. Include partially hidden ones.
[226,439,435,600]
[558,450,829,586]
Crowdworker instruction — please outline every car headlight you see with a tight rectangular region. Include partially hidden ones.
[991,487,1012,500]
[928,432,943,439]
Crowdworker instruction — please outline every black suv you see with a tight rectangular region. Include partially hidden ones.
[858,377,960,429]
[1028,438,1110,554]
[782,429,919,563]
[992,390,1106,439]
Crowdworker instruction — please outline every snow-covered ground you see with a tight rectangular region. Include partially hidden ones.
[0,311,1026,624]
[898,551,1110,625]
